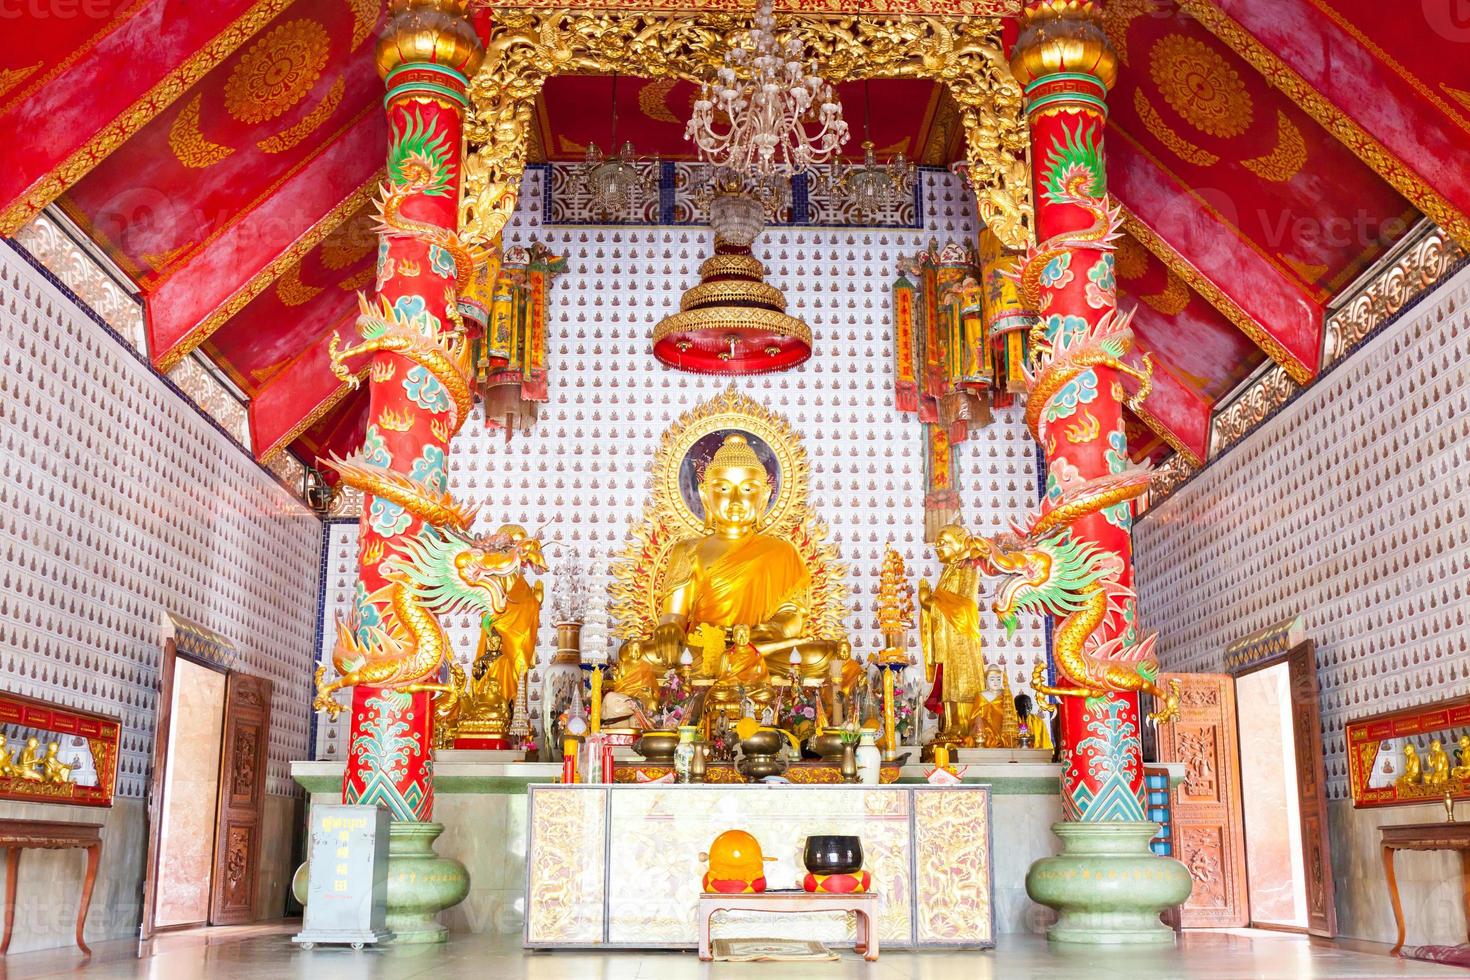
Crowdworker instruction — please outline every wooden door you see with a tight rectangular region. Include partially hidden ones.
[139,639,181,942]
[1156,673,1249,927]
[208,672,272,925]
[1286,642,1337,937]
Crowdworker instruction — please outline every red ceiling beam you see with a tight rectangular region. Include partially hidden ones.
[0,0,294,236]
[1109,133,1322,385]
[250,313,367,464]
[1121,342,1211,467]
[145,118,383,371]
[1177,0,1470,249]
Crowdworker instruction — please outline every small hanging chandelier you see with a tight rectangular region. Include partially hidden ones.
[684,0,849,182]
[831,81,916,219]
[573,74,658,219]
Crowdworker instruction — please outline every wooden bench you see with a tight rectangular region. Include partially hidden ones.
[697,890,880,962]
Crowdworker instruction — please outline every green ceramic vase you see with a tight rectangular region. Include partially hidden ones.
[1025,820,1193,945]
[384,820,470,944]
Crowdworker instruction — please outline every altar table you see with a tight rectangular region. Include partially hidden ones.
[1381,822,1470,955]
[698,891,880,961]
[0,819,103,955]
[524,783,992,950]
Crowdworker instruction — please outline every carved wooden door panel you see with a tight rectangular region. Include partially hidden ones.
[1156,673,1248,928]
[209,672,272,925]
[1287,642,1337,937]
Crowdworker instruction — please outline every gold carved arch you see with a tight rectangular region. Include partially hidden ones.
[460,8,1031,248]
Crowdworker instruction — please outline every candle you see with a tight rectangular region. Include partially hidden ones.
[882,666,897,760]
[562,737,578,783]
[590,666,603,732]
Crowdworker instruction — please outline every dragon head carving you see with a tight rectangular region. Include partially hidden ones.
[391,524,536,619]
[986,532,1116,637]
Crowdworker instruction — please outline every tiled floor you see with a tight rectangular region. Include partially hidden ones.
[3,923,1465,979]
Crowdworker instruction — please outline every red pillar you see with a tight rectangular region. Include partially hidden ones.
[337,1,485,823]
[1010,0,1153,823]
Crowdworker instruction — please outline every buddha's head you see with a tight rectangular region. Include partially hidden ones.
[699,434,771,535]
[934,524,968,563]
[984,663,1006,695]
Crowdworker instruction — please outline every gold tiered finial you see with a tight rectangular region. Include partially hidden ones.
[1009,0,1117,92]
[705,434,767,480]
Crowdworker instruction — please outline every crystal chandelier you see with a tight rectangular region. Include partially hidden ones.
[831,82,916,219]
[684,0,849,181]
[573,74,658,219]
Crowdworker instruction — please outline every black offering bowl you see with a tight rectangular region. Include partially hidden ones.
[803,835,863,875]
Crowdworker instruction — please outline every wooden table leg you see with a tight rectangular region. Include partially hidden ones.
[854,906,867,956]
[1384,844,1406,956]
[698,903,713,962]
[1,848,18,955]
[74,842,100,956]
[862,910,878,962]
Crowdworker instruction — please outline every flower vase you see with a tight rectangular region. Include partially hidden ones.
[839,742,859,783]
[690,742,707,783]
[856,731,881,785]
[674,725,698,783]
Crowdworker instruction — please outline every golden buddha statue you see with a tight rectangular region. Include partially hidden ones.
[639,434,848,681]
[14,737,43,781]
[1396,743,1422,789]
[0,735,12,777]
[1453,735,1470,781]
[703,624,777,730]
[969,664,1021,748]
[919,523,987,742]
[40,743,73,785]
[1426,739,1451,788]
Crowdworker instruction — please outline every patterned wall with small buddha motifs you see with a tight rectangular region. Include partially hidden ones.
[1133,262,1470,799]
[0,238,324,799]
[313,166,1045,759]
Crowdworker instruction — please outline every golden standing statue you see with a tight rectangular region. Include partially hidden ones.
[918,523,987,742]
[641,434,847,680]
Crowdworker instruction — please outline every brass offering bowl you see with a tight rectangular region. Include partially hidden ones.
[803,835,863,875]
[808,729,845,763]
[740,728,785,757]
[634,730,679,763]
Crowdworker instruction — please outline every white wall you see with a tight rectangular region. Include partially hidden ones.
[1133,262,1470,944]
[0,239,323,951]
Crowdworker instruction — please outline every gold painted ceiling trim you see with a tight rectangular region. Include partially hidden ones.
[0,0,296,237]
[256,367,368,464]
[1120,206,1314,386]
[486,0,1020,13]
[1176,0,1470,248]
[156,173,382,372]
[1131,393,1204,469]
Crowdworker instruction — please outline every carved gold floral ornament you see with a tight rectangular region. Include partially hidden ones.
[460,9,1032,250]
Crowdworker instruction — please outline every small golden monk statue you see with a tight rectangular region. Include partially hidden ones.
[1452,735,1470,782]
[14,737,44,781]
[1396,743,1423,789]
[0,735,12,777]
[639,434,848,680]
[919,523,987,742]
[969,664,1021,748]
[1426,739,1452,788]
[704,624,777,729]
[40,743,73,785]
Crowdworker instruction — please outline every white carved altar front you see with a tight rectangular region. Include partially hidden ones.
[524,783,993,950]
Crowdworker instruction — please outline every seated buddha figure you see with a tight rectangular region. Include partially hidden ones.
[704,624,777,727]
[642,434,848,681]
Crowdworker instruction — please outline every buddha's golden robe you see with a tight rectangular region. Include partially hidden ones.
[927,563,985,703]
[483,575,540,704]
[670,534,812,630]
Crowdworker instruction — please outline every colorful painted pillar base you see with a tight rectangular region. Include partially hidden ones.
[1004,1,1190,942]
